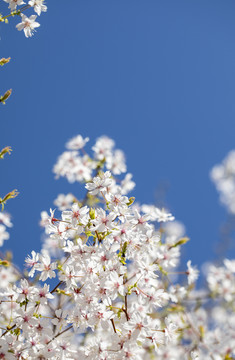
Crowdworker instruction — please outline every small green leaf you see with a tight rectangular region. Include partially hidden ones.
[126,197,135,206]
[0,189,19,210]
[0,89,12,104]
[13,328,21,336]
[0,259,10,267]
[0,146,12,159]
[0,57,10,66]
[170,237,190,248]
[89,208,96,220]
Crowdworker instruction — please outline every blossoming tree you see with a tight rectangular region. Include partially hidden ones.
[1,1,235,359]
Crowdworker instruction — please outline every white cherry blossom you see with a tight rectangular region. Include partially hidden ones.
[16,14,40,38]
[28,0,47,16]
[4,0,25,11]
[1,134,235,359]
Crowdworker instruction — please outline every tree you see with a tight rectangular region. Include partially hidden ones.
[1,2,235,359]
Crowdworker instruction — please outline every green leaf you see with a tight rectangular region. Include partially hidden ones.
[0,146,12,159]
[170,237,190,248]
[0,89,12,104]
[126,197,135,206]
[89,208,96,220]
[0,57,11,66]
[0,189,19,210]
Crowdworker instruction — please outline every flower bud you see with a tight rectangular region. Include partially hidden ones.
[0,89,12,104]
[0,57,11,66]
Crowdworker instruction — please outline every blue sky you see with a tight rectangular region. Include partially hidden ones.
[1,0,235,268]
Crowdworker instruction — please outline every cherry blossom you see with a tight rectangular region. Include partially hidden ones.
[0,135,235,359]
[28,0,47,16]
[16,14,40,38]
[4,0,25,11]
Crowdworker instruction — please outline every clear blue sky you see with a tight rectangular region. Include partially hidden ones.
[1,0,235,268]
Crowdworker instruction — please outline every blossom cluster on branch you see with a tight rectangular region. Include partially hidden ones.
[0,135,235,359]
[1,3,235,358]
[1,0,47,37]
[211,150,235,215]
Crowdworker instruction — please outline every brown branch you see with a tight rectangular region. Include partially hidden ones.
[110,319,117,333]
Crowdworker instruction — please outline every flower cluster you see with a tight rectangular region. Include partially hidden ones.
[0,211,12,246]
[2,0,47,37]
[1,135,235,359]
[211,150,235,214]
